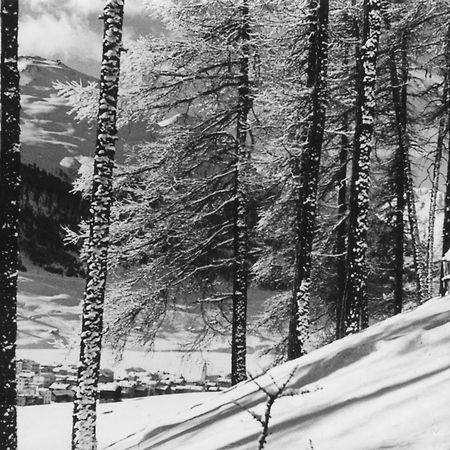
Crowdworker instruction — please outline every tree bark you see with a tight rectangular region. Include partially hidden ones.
[427,117,444,297]
[0,1,20,448]
[440,23,450,296]
[335,111,349,336]
[72,1,124,448]
[231,0,251,385]
[287,0,329,360]
[343,0,381,335]
[389,36,428,305]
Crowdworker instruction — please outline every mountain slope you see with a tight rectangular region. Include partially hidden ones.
[16,56,146,176]
[108,296,450,450]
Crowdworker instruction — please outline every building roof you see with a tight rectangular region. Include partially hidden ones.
[49,382,71,390]
[99,383,120,392]
[52,390,74,397]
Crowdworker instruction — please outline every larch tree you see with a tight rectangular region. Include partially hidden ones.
[231,0,252,384]
[342,0,381,334]
[59,0,263,386]
[287,0,330,359]
[0,1,20,448]
[71,1,124,449]
[390,36,428,305]
[440,21,450,295]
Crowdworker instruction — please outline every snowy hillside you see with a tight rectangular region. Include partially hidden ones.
[97,296,450,450]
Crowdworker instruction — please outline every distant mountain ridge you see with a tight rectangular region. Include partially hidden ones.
[16,56,146,176]
[8,56,147,272]
[18,56,97,176]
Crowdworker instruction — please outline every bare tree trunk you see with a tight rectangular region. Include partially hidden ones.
[427,117,445,296]
[439,23,450,296]
[343,0,381,335]
[336,111,349,337]
[231,0,251,385]
[0,1,20,448]
[389,35,428,304]
[72,1,124,448]
[287,0,329,360]
[336,3,358,339]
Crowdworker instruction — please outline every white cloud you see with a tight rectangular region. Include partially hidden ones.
[19,13,102,63]
[22,0,148,17]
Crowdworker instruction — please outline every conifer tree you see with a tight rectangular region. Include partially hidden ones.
[440,22,450,295]
[0,1,20,448]
[231,0,252,384]
[342,0,381,334]
[72,1,124,449]
[287,0,329,359]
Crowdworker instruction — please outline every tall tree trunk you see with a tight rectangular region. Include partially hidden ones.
[343,0,381,335]
[336,111,349,337]
[389,36,428,304]
[336,3,357,339]
[392,32,408,315]
[231,0,251,385]
[440,22,450,296]
[427,117,445,296]
[72,1,124,448]
[287,0,329,360]
[393,141,405,315]
[0,1,20,448]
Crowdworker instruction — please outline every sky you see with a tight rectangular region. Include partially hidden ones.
[19,0,164,77]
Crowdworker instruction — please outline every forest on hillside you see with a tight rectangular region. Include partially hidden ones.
[1,0,450,449]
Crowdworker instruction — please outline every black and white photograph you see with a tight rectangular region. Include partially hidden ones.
[0,0,449,449]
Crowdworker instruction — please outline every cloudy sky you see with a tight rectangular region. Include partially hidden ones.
[20,0,163,77]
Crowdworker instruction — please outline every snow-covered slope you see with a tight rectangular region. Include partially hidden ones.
[104,296,450,450]
[18,393,216,450]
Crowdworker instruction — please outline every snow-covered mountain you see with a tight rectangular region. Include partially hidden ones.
[17,56,145,176]
[17,56,96,175]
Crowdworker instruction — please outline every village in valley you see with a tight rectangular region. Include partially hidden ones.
[16,358,231,407]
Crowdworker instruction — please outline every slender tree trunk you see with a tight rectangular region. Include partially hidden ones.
[393,143,405,315]
[343,0,381,335]
[287,0,329,360]
[392,32,407,315]
[427,117,445,296]
[336,111,349,337]
[72,2,124,448]
[336,4,357,339]
[389,37,428,304]
[0,2,20,448]
[231,0,251,385]
[440,23,450,296]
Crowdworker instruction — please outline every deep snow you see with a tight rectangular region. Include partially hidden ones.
[19,297,450,449]
[106,296,450,450]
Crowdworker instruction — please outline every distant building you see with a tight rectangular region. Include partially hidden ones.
[172,384,204,394]
[216,375,232,389]
[17,359,40,375]
[51,390,74,403]
[35,372,56,388]
[118,380,136,398]
[49,382,72,391]
[98,383,121,402]
[17,372,36,392]
[38,388,52,404]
